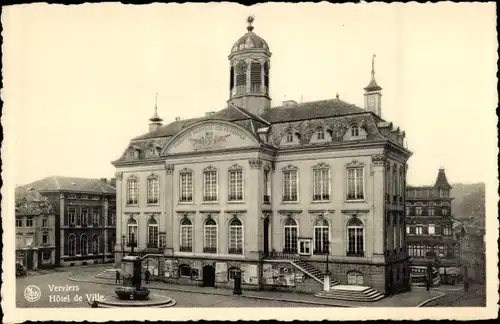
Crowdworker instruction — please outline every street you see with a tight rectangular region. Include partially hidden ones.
[17,266,324,308]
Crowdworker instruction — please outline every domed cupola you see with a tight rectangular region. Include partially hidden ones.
[228,16,272,117]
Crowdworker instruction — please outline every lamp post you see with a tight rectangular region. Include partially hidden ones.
[121,235,125,259]
[323,210,331,292]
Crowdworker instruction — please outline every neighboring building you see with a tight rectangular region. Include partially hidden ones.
[15,187,57,270]
[112,17,412,296]
[406,168,458,270]
[457,219,485,284]
[23,176,116,266]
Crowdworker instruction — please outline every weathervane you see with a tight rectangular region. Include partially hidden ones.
[154,93,158,115]
[246,15,255,32]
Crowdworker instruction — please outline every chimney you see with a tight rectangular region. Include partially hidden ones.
[282,100,298,107]
[175,116,181,121]
[100,178,107,184]
[205,111,216,117]
[109,178,116,188]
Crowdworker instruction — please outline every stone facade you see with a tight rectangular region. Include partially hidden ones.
[15,187,57,270]
[113,18,412,295]
[22,176,116,267]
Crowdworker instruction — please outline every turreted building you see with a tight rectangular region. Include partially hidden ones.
[112,17,412,297]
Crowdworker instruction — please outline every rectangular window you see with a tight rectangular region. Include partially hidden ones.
[313,168,330,201]
[81,209,88,226]
[415,226,422,235]
[228,169,244,201]
[298,239,312,255]
[147,177,160,204]
[443,226,452,236]
[428,207,435,216]
[406,226,410,234]
[16,235,23,248]
[283,169,298,202]
[428,224,436,235]
[180,172,194,202]
[68,208,76,226]
[405,206,410,216]
[415,207,422,216]
[26,217,34,227]
[263,169,271,203]
[203,171,218,202]
[127,179,139,205]
[346,167,364,200]
[347,227,364,256]
[92,210,99,227]
[16,217,23,227]
[42,217,48,228]
[442,208,448,216]
[108,213,115,226]
[42,233,48,244]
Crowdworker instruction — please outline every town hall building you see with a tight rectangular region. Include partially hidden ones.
[112,17,412,297]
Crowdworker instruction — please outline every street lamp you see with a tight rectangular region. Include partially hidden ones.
[322,211,331,292]
[121,235,126,258]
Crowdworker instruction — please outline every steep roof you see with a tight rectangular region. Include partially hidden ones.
[434,168,452,188]
[261,99,367,123]
[15,187,54,216]
[24,176,116,194]
[133,104,270,141]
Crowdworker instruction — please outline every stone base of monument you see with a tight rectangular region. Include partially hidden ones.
[89,293,176,308]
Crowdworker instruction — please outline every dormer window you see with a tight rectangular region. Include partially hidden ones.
[149,146,157,157]
[286,132,294,143]
[316,128,325,140]
[351,126,359,137]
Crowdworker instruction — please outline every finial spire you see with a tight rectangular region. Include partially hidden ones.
[371,54,376,80]
[246,15,255,32]
[336,92,340,99]
[154,92,158,115]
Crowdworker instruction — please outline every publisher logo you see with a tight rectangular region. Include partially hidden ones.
[24,285,41,302]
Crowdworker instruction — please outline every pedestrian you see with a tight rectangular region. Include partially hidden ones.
[145,269,150,284]
[115,270,121,284]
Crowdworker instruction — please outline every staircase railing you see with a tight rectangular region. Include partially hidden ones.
[265,251,301,261]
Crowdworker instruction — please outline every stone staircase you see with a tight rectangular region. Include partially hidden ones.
[292,260,339,287]
[314,285,385,302]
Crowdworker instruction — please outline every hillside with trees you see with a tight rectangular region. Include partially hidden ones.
[451,183,485,222]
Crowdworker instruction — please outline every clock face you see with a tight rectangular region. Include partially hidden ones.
[235,61,247,74]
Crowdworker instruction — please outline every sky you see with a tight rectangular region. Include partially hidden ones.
[3,2,498,186]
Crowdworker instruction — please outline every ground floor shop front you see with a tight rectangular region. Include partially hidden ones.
[16,247,56,270]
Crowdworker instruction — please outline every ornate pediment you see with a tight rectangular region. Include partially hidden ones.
[282,164,298,171]
[229,164,243,171]
[371,155,387,166]
[203,165,217,172]
[312,162,329,169]
[345,160,364,168]
[179,168,193,174]
[164,121,259,155]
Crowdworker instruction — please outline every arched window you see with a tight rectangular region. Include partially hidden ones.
[351,125,359,137]
[314,219,329,254]
[127,177,139,205]
[68,234,76,256]
[347,271,364,285]
[283,218,298,254]
[235,61,247,95]
[228,267,241,281]
[229,66,234,92]
[80,234,88,255]
[147,218,159,248]
[92,234,99,254]
[203,218,217,253]
[127,218,138,244]
[250,61,262,93]
[228,218,243,254]
[178,264,191,278]
[347,218,364,257]
[180,218,193,252]
[315,127,325,141]
[80,208,88,227]
[147,175,160,204]
[263,61,270,93]
[285,131,294,143]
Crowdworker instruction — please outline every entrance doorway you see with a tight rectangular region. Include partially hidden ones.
[263,217,269,256]
[202,265,215,287]
[26,251,34,270]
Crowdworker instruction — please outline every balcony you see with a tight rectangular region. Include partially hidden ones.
[228,248,243,255]
[347,251,364,257]
[203,247,217,253]
[263,195,270,203]
[180,246,192,252]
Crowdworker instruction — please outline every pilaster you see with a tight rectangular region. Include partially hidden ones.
[165,163,174,249]
[59,193,65,265]
[247,158,263,258]
[103,197,109,262]
[371,155,386,255]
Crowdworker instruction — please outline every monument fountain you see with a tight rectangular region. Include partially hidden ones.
[90,254,176,308]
